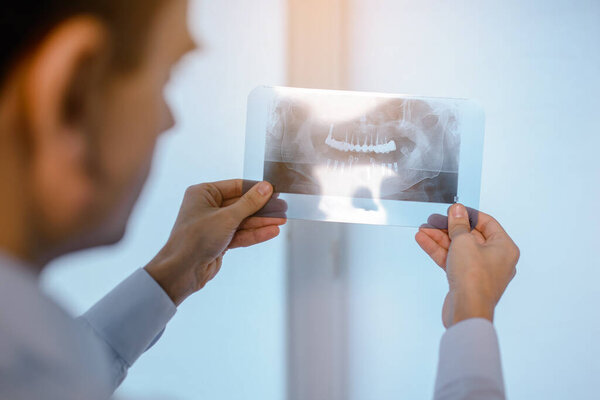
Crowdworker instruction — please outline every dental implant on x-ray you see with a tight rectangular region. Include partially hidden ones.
[263,94,461,204]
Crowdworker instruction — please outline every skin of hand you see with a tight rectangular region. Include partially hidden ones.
[144,180,286,306]
[415,204,520,328]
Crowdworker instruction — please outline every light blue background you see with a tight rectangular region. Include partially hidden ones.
[41,0,600,399]
[344,1,600,399]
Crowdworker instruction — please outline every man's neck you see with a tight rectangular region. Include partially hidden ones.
[0,129,37,271]
[0,165,37,271]
[0,77,48,273]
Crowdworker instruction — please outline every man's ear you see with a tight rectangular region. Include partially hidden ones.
[21,17,110,232]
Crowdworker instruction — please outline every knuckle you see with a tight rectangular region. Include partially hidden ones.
[509,243,521,263]
[450,231,465,241]
[198,182,210,191]
[204,183,221,201]
[185,184,201,196]
[490,215,501,227]
[449,225,470,240]
[186,183,223,205]
[186,183,210,197]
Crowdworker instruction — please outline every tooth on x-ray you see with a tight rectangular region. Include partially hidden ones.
[325,123,397,154]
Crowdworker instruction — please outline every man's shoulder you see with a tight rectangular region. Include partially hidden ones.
[0,257,113,400]
[0,256,76,356]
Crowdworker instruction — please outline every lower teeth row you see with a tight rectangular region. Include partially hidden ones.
[325,159,399,176]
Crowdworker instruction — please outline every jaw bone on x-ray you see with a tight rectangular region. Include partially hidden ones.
[244,87,485,227]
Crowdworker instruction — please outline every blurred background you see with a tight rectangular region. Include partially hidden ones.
[41,0,600,399]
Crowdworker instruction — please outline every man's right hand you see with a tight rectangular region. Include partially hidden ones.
[415,204,520,328]
[145,180,286,306]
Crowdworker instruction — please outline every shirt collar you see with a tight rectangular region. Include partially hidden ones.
[0,251,39,285]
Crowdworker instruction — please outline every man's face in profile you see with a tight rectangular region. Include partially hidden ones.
[0,0,199,263]
[81,0,196,246]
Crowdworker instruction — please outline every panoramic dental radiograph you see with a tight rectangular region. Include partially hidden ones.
[263,91,461,204]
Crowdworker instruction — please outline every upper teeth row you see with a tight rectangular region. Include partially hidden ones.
[325,131,397,154]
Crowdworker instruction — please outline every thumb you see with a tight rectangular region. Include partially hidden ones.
[228,181,273,223]
[448,203,471,240]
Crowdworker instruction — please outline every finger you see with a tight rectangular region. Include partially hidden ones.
[224,197,288,220]
[427,213,449,230]
[206,179,244,200]
[240,217,287,230]
[419,227,451,250]
[415,230,448,269]
[222,191,279,206]
[428,206,479,231]
[222,197,241,207]
[228,226,281,249]
[226,182,273,223]
[447,203,472,240]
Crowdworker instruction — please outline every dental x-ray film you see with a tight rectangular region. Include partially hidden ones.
[244,86,485,227]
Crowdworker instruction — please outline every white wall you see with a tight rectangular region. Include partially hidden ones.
[344,1,600,399]
[41,1,288,399]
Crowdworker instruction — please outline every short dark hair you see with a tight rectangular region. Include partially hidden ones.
[0,0,166,85]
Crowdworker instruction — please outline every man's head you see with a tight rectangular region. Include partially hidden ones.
[0,0,196,265]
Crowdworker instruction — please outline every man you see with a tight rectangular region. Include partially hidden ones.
[0,0,519,399]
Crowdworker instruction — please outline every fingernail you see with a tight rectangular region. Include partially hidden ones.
[257,182,272,196]
[452,204,467,218]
